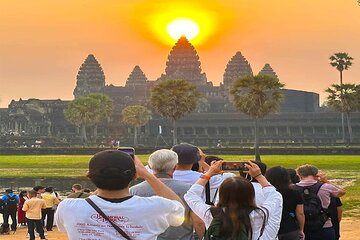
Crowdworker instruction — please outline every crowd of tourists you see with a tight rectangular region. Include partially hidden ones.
[0,143,346,240]
[0,183,90,239]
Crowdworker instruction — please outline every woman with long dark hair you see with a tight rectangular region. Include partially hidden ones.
[266,166,305,240]
[184,161,282,240]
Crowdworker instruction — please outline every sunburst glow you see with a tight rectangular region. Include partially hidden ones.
[167,19,199,40]
[132,0,229,46]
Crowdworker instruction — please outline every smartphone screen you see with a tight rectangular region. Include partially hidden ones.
[221,161,248,171]
[118,147,135,159]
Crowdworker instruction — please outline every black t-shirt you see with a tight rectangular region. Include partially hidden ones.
[278,188,304,234]
[328,197,342,239]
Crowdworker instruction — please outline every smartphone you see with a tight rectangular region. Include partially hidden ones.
[118,147,135,159]
[221,161,248,171]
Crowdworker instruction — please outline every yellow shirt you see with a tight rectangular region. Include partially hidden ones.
[22,198,46,220]
[41,192,60,208]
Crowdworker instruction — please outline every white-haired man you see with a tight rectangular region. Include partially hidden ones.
[130,149,205,240]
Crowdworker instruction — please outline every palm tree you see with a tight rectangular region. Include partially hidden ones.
[150,79,200,145]
[329,52,354,142]
[230,75,284,161]
[122,105,151,145]
[64,93,114,143]
[89,93,114,139]
[355,84,360,111]
[326,83,358,143]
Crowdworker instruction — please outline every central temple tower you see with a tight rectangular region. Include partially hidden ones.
[157,36,207,86]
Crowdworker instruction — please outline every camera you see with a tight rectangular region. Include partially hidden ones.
[221,161,248,171]
[118,147,135,159]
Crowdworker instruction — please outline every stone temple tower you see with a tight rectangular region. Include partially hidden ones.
[125,65,148,102]
[258,63,279,79]
[157,36,207,86]
[223,52,253,89]
[125,65,148,88]
[73,54,105,98]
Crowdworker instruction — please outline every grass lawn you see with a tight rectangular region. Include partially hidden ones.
[0,155,359,216]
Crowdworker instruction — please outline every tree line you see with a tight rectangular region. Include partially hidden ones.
[64,52,359,161]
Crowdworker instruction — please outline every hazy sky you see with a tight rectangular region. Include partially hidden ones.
[1,0,360,107]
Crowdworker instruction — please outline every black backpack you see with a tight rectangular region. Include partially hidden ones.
[204,207,265,240]
[294,182,329,232]
[5,195,17,212]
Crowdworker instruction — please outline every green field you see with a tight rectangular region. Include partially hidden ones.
[0,155,359,217]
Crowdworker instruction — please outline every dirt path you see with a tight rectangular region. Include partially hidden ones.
[1,217,359,239]
[340,217,360,240]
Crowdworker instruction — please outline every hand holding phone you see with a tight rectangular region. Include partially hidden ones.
[118,147,135,159]
[221,161,248,171]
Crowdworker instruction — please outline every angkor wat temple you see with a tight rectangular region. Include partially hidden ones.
[1,37,359,146]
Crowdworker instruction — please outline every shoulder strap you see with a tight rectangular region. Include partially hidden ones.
[77,192,83,198]
[212,188,219,203]
[205,182,214,206]
[294,182,323,193]
[308,182,323,194]
[209,206,223,218]
[85,198,132,240]
[257,207,267,240]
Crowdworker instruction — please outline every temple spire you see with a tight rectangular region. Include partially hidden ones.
[258,63,279,79]
[73,54,105,98]
[125,65,148,87]
[223,51,253,89]
[158,36,207,86]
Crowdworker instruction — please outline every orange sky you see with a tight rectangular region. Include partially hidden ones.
[1,0,360,107]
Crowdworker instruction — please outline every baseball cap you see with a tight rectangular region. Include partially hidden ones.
[171,143,201,165]
[88,150,135,177]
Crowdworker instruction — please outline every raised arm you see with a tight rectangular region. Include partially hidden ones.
[197,148,210,172]
[245,162,283,240]
[184,160,224,228]
[318,173,346,197]
[134,156,184,206]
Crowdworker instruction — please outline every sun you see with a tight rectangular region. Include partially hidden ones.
[132,0,232,46]
[166,18,200,41]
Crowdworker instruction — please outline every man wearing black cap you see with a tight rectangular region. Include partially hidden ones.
[55,150,185,240]
[172,143,227,203]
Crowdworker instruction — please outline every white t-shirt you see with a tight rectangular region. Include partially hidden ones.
[55,195,184,240]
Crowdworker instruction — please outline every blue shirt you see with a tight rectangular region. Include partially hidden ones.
[1,193,20,204]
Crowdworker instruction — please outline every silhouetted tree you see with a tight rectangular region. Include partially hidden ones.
[122,105,151,145]
[150,79,200,145]
[230,75,284,161]
[329,52,354,142]
[65,93,114,143]
[90,93,114,139]
[326,83,358,143]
